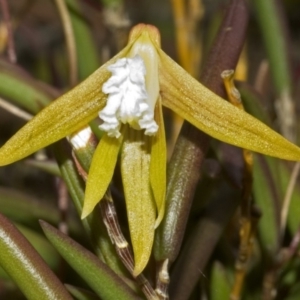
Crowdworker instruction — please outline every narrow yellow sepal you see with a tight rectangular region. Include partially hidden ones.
[150,98,166,228]
[121,128,156,276]
[81,133,123,219]
[158,49,300,161]
[0,46,131,167]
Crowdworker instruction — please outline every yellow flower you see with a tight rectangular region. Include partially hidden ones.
[0,23,300,275]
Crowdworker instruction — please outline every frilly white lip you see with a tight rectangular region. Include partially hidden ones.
[99,55,158,138]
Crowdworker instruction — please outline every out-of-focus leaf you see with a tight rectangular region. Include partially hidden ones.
[0,187,80,234]
[253,155,281,255]
[0,187,57,224]
[0,213,73,300]
[275,162,300,235]
[24,159,61,177]
[0,59,57,113]
[237,82,271,126]
[285,283,300,300]
[210,261,231,300]
[40,220,141,300]
[239,80,300,237]
[253,0,292,95]
[67,0,100,80]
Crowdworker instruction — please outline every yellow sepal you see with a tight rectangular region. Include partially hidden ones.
[158,49,300,161]
[0,46,132,167]
[121,127,156,276]
[82,132,123,219]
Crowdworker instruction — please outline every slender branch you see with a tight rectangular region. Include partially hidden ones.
[222,70,258,300]
[280,162,300,238]
[56,177,69,235]
[0,96,33,120]
[100,197,159,300]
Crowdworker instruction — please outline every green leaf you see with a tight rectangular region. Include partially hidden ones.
[253,155,280,255]
[210,262,231,300]
[0,186,80,235]
[0,213,72,300]
[16,223,61,271]
[0,59,54,113]
[40,221,141,300]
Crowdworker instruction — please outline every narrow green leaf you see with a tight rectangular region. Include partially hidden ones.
[25,159,61,177]
[16,223,60,271]
[0,187,58,226]
[0,59,55,113]
[40,221,141,300]
[253,0,292,95]
[253,155,281,255]
[67,0,100,80]
[0,213,73,300]
[0,186,81,236]
[210,262,231,300]
[237,82,272,126]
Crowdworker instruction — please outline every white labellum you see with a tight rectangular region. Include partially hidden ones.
[99,55,158,138]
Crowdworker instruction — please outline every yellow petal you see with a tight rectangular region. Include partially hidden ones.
[81,132,123,219]
[150,98,166,228]
[121,127,156,276]
[159,49,300,161]
[0,47,131,166]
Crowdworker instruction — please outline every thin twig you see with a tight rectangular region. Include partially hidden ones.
[0,96,33,120]
[56,177,69,235]
[100,197,159,300]
[263,226,300,300]
[54,0,78,86]
[280,161,300,238]
[222,70,258,300]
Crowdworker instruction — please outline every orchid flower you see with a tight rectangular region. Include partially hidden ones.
[0,24,300,275]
